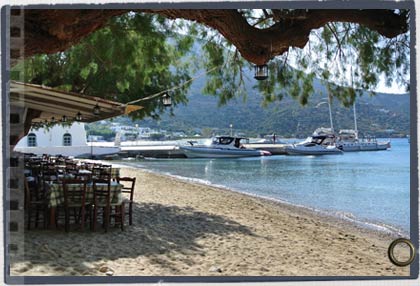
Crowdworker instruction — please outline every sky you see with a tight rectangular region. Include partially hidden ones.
[375,76,408,94]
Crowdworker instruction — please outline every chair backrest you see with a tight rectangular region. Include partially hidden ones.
[28,164,42,184]
[41,166,58,182]
[116,177,136,201]
[92,178,111,206]
[62,179,87,207]
[75,172,92,182]
[24,177,30,209]
[92,167,102,177]
[65,166,79,175]
[24,176,46,204]
[80,162,93,170]
[41,161,55,170]
[92,166,112,181]
[65,162,77,169]
[24,177,36,207]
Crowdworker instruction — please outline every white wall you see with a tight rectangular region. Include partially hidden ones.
[16,122,87,147]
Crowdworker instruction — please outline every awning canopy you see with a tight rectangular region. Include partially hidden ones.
[9,81,143,123]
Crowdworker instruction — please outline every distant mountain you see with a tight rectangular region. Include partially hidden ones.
[133,70,409,138]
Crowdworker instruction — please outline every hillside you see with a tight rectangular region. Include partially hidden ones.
[131,74,409,138]
[103,38,410,138]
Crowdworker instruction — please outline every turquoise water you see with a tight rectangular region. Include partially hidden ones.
[117,138,411,233]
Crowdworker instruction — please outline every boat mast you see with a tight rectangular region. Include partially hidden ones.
[327,92,334,133]
[353,102,358,141]
[351,66,358,141]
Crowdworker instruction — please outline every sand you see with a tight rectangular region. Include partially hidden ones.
[10,166,410,276]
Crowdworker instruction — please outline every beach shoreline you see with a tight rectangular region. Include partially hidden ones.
[11,164,410,276]
[112,161,408,239]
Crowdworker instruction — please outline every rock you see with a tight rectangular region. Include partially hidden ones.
[105,270,114,276]
[209,266,222,273]
[99,266,108,273]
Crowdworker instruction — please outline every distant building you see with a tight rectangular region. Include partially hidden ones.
[15,122,119,157]
[172,131,186,138]
[87,135,105,142]
[17,122,87,148]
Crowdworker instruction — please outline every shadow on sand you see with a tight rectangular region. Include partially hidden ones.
[13,202,257,275]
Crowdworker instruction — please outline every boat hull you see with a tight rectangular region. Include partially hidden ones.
[337,141,391,152]
[286,145,343,155]
[181,146,267,158]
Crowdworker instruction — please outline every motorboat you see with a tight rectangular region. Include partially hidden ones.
[286,134,343,155]
[180,136,271,158]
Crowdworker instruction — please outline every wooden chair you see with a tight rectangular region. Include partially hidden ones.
[80,162,92,170]
[42,163,57,173]
[75,172,92,182]
[64,160,76,168]
[65,166,79,176]
[61,179,89,232]
[25,177,49,230]
[41,167,58,195]
[92,167,102,179]
[55,164,66,175]
[116,177,136,225]
[27,163,42,185]
[92,178,124,232]
[92,165,112,180]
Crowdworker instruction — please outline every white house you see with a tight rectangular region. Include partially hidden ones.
[15,122,120,158]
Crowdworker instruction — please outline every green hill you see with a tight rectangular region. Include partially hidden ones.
[134,74,409,138]
[108,40,409,138]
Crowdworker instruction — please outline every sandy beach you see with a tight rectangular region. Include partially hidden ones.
[11,166,410,276]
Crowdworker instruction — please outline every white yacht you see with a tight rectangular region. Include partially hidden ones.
[180,136,271,158]
[15,122,120,158]
[336,101,390,151]
[336,129,390,152]
[286,134,343,155]
[310,92,391,153]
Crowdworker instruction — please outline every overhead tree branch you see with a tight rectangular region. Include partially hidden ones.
[17,9,408,65]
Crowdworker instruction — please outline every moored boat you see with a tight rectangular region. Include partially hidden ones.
[334,100,391,152]
[286,134,343,155]
[180,136,271,158]
[336,129,391,152]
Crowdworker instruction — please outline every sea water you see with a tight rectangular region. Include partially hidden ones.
[117,138,411,234]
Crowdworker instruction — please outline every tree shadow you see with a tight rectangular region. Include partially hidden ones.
[12,202,257,275]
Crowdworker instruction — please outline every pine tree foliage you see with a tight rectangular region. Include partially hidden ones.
[12,10,410,125]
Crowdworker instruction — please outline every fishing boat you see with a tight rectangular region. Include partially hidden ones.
[180,136,271,158]
[286,134,343,155]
